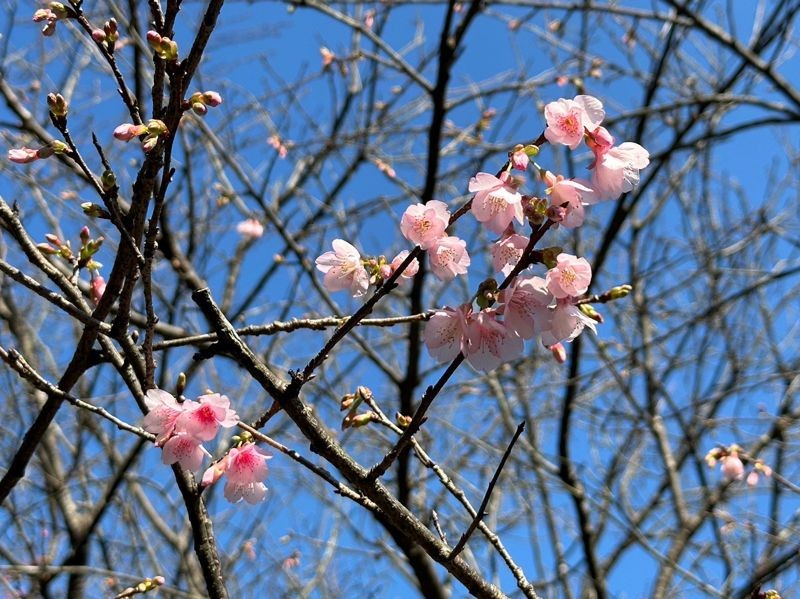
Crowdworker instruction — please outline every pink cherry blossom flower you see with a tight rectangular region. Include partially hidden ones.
[236,219,264,239]
[161,433,205,471]
[498,275,553,339]
[469,172,524,234]
[390,250,419,279]
[491,229,528,276]
[464,309,524,371]
[546,253,592,298]
[720,452,745,481]
[423,305,470,363]
[8,148,40,164]
[543,171,592,229]
[399,200,450,249]
[91,276,106,305]
[543,95,605,149]
[315,239,370,297]
[113,123,147,141]
[428,236,470,281]
[585,126,650,201]
[175,393,238,442]
[143,388,185,445]
[320,47,335,68]
[222,443,272,504]
[540,299,597,346]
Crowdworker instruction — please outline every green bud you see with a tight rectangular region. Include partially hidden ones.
[609,284,633,300]
[101,169,117,191]
[176,372,187,396]
[50,140,69,154]
[396,413,412,429]
[541,247,563,269]
[523,144,539,157]
[47,92,68,117]
[578,303,603,323]
[81,203,111,219]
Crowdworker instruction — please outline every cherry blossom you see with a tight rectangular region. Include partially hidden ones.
[491,228,528,276]
[202,443,272,504]
[543,95,604,149]
[161,433,205,471]
[720,452,745,481]
[389,250,419,279]
[585,126,649,201]
[469,172,524,234]
[427,236,470,281]
[400,200,450,249]
[464,309,524,371]
[498,275,553,339]
[423,305,469,363]
[236,219,264,239]
[315,239,370,297]
[546,253,592,298]
[175,393,238,442]
[143,388,186,445]
[540,299,597,346]
[543,171,591,229]
[8,148,40,164]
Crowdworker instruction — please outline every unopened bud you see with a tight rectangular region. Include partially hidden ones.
[142,134,159,152]
[345,412,373,429]
[91,28,106,43]
[101,169,117,191]
[355,386,373,402]
[37,243,58,255]
[48,2,68,19]
[549,342,567,364]
[146,30,161,44]
[396,413,412,429]
[191,101,207,116]
[104,18,118,43]
[176,372,187,396]
[609,284,633,300]
[340,393,357,411]
[80,226,90,243]
[523,144,540,157]
[91,276,106,304]
[579,303,604,323]
[476,278,498,309]
[146,119,168,135]
[47,92,68,117]
[45,233,62,246]
[541,247,563,269]
[82,202,111,219]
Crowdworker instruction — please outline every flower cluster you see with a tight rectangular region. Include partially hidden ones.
[146,30,179,61]
[143,389,239,471]
[185,91,223,116]
[705,445,773,486]
[32,3,70,37]
[113,119,168,152]
[315,239,419,298]
[313,94,648,370]
[424,253,596,371]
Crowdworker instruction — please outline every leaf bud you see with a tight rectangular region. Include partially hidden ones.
[47,92,68,117]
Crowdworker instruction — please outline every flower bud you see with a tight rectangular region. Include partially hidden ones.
[142,134,159,152]
[146,30,161,45]
[541,246,563,269]
[48,2,68,19]
[203,91,223,107]
[609,284,633,300]
[47,92,68,117]
[91,29,106,43]
[80,225,90,243]
[37,243,58,255]
[523,144,540,157]
[104,18,118,43]
[101,169,116,191]
[549,342,567,363]
[190,101,207,116]
[176,372,187,397]
[45,233,62,246]
[579,303,604,324]
[91,276,106,304]
[340,393,356,411]
[396,413,412,429]
[146,119,168,135]
[343,412,373,429]
[81,202,111,219]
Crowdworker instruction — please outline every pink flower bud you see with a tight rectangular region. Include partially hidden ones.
[202,91,222,107]
[141,134,159,153]
[191,101,207,116]
[8,148,40,164]
[549,342,567,363]
[91,276,106,304]
[146,30,161,44]
[511,148,529,170]
[80,226,90,243]
[113,123,146,141]
[91,29,106,43]
[746,471,759,486]
[721,453,745,481]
